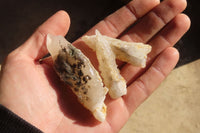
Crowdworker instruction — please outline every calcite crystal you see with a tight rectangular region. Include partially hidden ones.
[82,30,152,99]
[82,30,152,68]
[46,34,108,122]
[92,31,127,99]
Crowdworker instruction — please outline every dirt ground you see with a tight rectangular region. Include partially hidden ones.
[120,59,200,133]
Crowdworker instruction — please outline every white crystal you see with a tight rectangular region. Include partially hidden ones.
[92,30,127,99]
[82,31,152,68]
[82,30,151,99]
[46,34,108,122]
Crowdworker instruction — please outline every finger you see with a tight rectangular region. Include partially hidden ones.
[148,14,191,61]
[121,13,190,85]
[73,0,159,69]
[83,0,160,38]
[18,10,70,60]
[123,47,179,114]
[116,0,186,68]
[120,0,187,42]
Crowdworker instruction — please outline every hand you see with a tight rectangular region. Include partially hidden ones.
[0,0,190,132]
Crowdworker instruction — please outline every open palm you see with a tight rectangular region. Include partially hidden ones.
[0,0,190,132]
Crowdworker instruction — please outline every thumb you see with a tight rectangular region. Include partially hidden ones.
[18,10,70,60]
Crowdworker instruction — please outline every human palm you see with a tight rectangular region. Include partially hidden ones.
[0,0,190,132]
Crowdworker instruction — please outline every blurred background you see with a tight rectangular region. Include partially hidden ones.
[0,0,199,133]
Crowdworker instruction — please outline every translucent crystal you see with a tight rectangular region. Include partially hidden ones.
[46,34,108,122]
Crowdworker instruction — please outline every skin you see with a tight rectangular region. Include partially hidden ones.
[0,0,190,132]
